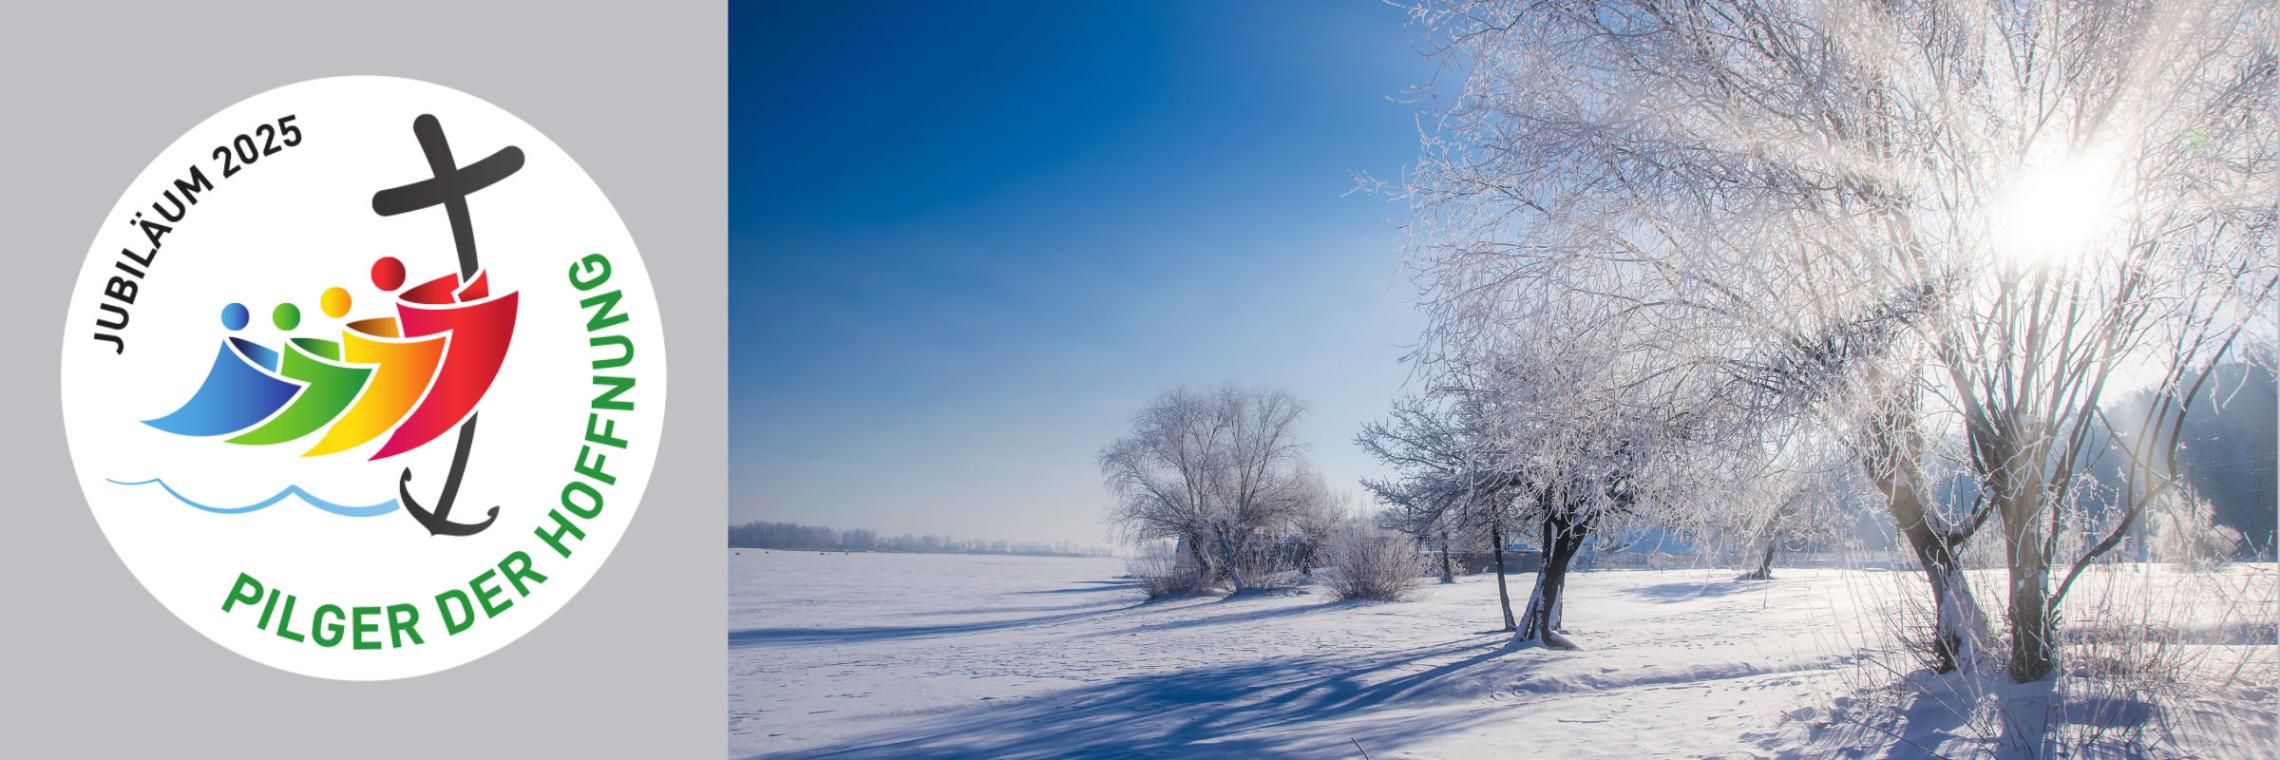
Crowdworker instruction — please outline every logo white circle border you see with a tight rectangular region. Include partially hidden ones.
[58,76,668,681]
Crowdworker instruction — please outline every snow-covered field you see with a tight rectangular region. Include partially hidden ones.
[728,551,2275,759]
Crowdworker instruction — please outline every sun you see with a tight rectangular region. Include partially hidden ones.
[1993,149,2125,271]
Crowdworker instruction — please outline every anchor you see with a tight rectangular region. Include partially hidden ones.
[371,114,524,536]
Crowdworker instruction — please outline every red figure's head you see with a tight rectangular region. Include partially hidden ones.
[371,256,406,292]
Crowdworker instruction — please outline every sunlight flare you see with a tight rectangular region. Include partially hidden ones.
[1994,149,2126,270]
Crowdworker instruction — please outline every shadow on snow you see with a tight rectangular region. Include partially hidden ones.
[728,600,1144,647]
[1623,579,1768,601]
[1011,580,1143,595]
[744,635,1523,760]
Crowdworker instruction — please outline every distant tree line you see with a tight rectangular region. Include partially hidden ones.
[2104,360,2278,557]
[727,520,1112,558]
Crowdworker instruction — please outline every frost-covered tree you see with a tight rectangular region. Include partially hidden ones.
[1712,435,1854,582]
[1404,0,2277,681]
[1381,266,1716,649]
[1291,484,1351,579]
[1496,365,1701,650]
[1101,385,1327,592]
[1361,392,1524,627]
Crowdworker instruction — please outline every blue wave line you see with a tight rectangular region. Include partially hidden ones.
[106,478,399,517]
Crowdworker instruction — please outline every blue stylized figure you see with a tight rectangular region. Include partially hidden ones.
[143,303,301,436]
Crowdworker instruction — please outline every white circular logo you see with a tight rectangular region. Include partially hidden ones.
[59,76,667,680]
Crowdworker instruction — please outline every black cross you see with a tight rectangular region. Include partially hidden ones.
[371,114,523,537]
[372,113,524,280]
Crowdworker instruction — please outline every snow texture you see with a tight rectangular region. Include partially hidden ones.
[730,551,2274,759]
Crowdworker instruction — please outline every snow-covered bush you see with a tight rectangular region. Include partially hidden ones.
[1223,534,1304,594]
[1323,520,1430,601]
[1126,541,1204,599]
[2150,490,2243,570]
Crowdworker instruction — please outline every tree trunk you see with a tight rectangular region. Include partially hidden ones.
[1738,537,1777,581]
[1492,523,1515,632]
[1438,530,1456,584]
[1862,380,1988,675]
[1999,482,2054,682]
[1517,514,1586,649]
[1183,532,1214,588]
[1884,479,1986,674]
[1216,527,1247,592]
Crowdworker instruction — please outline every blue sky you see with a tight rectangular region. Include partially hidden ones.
[730,0,1440,546]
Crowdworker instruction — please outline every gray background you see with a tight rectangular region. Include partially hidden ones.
[1,2,726,756]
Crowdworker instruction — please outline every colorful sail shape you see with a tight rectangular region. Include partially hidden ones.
[227,338,372,446]
[371,272,517,460]
[458,270,493,301]
[398,271,462,305]
[145,338,301,436]
[302,317,447,457]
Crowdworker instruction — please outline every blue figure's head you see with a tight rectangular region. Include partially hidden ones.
[221,302,250,331]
